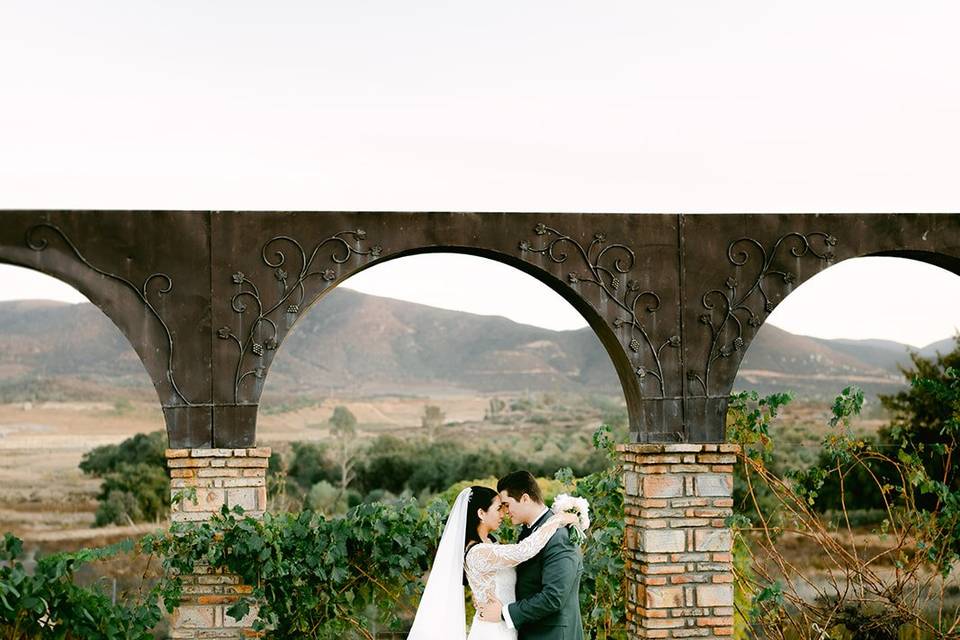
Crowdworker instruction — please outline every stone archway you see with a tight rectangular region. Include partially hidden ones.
[2,211,960,639]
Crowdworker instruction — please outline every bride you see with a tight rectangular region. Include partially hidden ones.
[407,486,577,640]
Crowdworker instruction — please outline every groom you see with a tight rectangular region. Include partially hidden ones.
[477,470,584,640]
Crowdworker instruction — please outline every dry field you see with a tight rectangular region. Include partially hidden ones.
[0,402,164,540]
[0,393,536,546]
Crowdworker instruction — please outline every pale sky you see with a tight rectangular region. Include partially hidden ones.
[0,1,958,347]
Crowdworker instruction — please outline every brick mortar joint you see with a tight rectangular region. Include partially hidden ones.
[166,448,272,459]
[617,444,740,454]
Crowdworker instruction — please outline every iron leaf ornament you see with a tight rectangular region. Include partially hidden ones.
[217,229,383,401]
[688,231,838,395]
[518,223,678,397]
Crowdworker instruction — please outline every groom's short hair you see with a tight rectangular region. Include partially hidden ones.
[497,470,543,504]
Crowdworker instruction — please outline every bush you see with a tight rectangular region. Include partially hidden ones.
[94,462,170,526]
[80,432,170,527]
[306,481,354,515]
[80,431,166,476]
[287,442,338,490]
[728,384,960,637]
[0,533,172,639]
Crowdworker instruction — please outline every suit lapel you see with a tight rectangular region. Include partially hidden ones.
[528,508,554,533]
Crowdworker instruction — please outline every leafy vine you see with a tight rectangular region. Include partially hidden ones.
[25,223,193,405]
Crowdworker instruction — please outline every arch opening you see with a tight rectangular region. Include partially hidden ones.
[257,250,630,513]
[734,254,960,463]
[0,263,168,545]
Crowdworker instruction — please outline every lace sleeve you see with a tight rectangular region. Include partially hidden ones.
[468,516,567,570]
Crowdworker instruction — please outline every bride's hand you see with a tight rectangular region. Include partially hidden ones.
[558,512,579,527]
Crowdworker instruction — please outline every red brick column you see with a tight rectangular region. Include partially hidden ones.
[165,447,270,639]
[617,444,739,639]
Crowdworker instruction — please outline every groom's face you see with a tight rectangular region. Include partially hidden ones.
[499,490,529,525]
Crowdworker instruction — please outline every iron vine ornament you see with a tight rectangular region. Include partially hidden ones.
[217,229,382,402]
[518,222,679,397]
[24,222,194,405]
[688,231,838,396]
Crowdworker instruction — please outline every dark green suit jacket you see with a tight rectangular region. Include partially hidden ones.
[507,509,584,640]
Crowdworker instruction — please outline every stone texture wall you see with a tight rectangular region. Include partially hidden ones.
[165,447,270,639]
[618,443,739,639]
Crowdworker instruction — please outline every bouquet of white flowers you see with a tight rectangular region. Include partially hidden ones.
[552,494,590,545]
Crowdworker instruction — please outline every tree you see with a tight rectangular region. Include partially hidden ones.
[94,462,170,526]
[485,397,505,422]
[80,431,166,476]
[329,406,359,504]
[878,337,960,511]
[355,435,418,494]
[421,405,445,442]
[80,431,170,527]
[288,442,338,491]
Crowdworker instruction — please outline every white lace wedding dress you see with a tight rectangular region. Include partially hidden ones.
[463,516,566,640]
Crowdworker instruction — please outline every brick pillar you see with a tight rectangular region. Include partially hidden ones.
[165,447,271,639]
[617,443,739,639]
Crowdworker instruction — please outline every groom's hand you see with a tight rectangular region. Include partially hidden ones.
[478,596,503,622]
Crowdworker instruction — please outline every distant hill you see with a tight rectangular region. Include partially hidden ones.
[0,292,953,403]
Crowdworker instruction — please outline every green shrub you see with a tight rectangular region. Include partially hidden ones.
[80,432,170,527]
[0,533,171,639]
[80,431,166,476]
[94,462,170,526]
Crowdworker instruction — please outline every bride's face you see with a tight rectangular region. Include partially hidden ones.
[479,496,504,530]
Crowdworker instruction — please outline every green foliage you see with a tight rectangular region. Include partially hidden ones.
[330,405,357,435]
[5,422,627,638]
[729,375,960,636]
[94,462,170,526]
[306,481,356,515]
[287,442,338,491]
[143,499,447,637]
[555,425,626,638]
[353,434,609,498]
[79,431,166,476]
[356,435,419,495]
[80,431,170,527]
[730,528,754,638]
[881,339,960,511]
[0,533,173,639]
[421,405,445,441]
[727,390,793,463]
[727,391,792,526]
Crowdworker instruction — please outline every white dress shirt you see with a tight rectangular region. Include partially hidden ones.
[502,505,551,630]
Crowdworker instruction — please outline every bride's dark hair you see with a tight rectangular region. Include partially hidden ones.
[464,486,499,548]
[463,486,498,586]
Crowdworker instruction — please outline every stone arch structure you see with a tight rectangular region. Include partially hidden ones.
[2,211,958,639]
[3,211,956,446]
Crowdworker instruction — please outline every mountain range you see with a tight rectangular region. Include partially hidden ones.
[0,291,953,403]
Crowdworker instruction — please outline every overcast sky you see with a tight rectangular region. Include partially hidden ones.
[0,1,958,347]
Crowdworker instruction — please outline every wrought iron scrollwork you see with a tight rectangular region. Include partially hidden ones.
[689,231,838,395]
[217,230,382,401]
[518,223,678,397]
[25,223,193,405]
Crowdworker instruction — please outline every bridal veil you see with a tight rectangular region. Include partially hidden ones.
[407,486,472,640]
